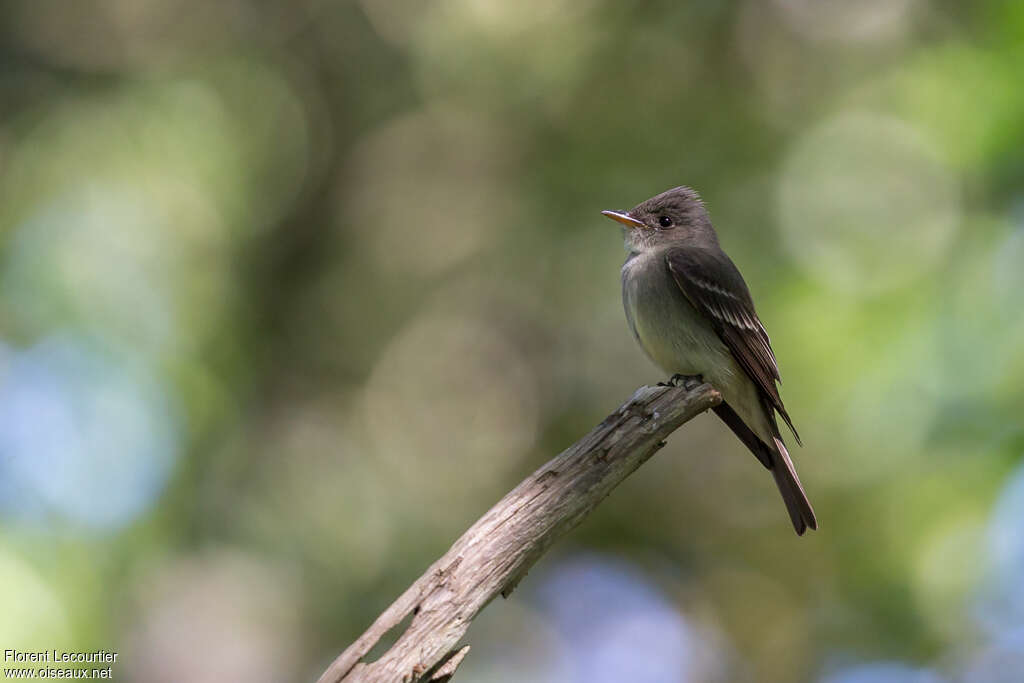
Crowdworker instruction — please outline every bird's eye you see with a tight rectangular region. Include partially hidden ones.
[658,216,672,228]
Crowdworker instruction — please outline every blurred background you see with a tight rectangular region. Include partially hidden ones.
[0,1,1022,681]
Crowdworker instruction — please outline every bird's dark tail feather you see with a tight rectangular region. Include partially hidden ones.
[712,403,817,535]
[770,435,817,535]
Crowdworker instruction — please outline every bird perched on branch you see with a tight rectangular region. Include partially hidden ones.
[603,186,816,535]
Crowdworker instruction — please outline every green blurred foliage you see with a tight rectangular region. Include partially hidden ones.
[0,1,1022,681]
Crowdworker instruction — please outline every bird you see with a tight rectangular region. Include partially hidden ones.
[602,186,816,535]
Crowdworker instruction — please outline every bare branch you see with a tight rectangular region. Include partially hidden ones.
[317,380,721,683]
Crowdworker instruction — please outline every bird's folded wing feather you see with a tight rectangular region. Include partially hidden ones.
[665,246,801,444]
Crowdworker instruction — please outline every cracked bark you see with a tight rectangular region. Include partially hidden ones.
[316,380,721,683]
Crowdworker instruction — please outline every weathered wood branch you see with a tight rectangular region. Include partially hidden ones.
[317,380,721,683]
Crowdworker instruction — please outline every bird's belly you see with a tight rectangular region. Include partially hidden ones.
[633,297,723,375]
[622,251,768,440]
[622,254,732,379]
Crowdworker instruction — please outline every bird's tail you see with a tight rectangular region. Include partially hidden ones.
[769,435,817,536]
[712,403,817,535]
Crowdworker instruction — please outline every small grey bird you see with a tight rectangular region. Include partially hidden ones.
[603,186,817,535]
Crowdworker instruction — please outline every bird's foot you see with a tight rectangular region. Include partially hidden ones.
[659,373,704,390]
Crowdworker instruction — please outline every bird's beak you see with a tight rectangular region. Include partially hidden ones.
[601,210,645,229]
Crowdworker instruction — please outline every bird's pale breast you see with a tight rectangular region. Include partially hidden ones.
[621,248,772,441]
[621,249,728,376]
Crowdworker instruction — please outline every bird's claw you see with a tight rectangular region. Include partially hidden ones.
[661,373,704,390]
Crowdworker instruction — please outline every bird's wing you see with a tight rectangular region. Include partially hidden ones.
[666,245,800,444]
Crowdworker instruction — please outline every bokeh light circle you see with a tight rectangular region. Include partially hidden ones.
[820,661,947,683]
[0,547,70,645]
[342,105,521,278]
[0,336,178,532]
[778,112,960,294]
[363,312,539,504]
[772,0,919,44]
[125,550,301,683]
[537,555,710,683]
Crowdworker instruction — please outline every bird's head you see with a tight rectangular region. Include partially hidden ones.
[602,186,717,253]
